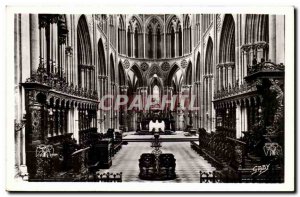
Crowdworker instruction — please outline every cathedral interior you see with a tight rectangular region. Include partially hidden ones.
[14,14,285,183]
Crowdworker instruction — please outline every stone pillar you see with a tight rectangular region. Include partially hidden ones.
[228,64,233,87]
[30,14,40,74]
[222,65,226,88]
[52,17,58,74]
[39,16,47,68]
[269,15,276,62]
[242,50,248,82]
[219,65,223,90]
[175,31,178,57]
[143,29,146,58]
[276,15,285,64]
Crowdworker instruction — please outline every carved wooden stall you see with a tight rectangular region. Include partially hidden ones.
[22,64,98,180]
[195,61,284,183]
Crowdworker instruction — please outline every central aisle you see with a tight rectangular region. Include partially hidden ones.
[97,141,215,182]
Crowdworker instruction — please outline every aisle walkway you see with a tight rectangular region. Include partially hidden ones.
[97,142,215,182]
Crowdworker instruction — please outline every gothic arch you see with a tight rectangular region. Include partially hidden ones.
[183,14,192,54]
[218,14,235,90]
[118,15,126,54]
[128,63,144,87]
[77,15,92,88]
[146,64,163,79]
[205,37,213,75]
[245,14,269,44]
[166,15,182,32]
[77,15,92,66]
[196,52,201,81]
[110,54,115,83]
[98,38,106,75]
[118,61,126,86]
[219,14,235,63]
[145,15,164,30]
[166,63,181,86]
[129,15,143,32]
[185,61,192,85]
[167,15,182,57]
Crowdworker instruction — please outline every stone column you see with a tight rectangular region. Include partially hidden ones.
[228,64,233,87]
[222,65,226,88]
[53,16,58,74]
[269,15,276,62]
[39,16,47,68]
[98,76,102,132]
[242,49,248,82]
[218,65,222,91]
[143,31,146,58]
[30,14,40,74]
[175,31,178,57]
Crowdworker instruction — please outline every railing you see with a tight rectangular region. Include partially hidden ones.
[200,168,284,183]
[97,172,122,182]
[214,81,257,100]
[214,61,285,101]
[25,64,98,101]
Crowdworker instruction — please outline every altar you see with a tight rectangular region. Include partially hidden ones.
[149,120,165,132]
[136,110,176,135]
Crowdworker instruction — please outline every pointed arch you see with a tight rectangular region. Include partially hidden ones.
[196,52,201,81]
[219,14,235,63]
[166,63,181,86]
[109,15,116,47]
[203,36,213,132]
[149,77,163,97]
[167,15,182,58]
[110,54,115,83]
[145,15,164,31]
[147,25,153,58]
[245,14,269,44]
[184,14,192,54]
[98,38,106,75]
[118,62,126,86]
[77,15,92,88]
[118,15,126,54]
[129,15,143,33]
[127,25,132,57]
[129,64,144,87]
[205,37,213,75]
[185,61,192,85]
[146,64,163,84]
[166,15,181,32]
[219,14,235,90]
[244,14,269,62]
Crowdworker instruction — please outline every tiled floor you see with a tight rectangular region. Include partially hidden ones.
[97,141,215,183]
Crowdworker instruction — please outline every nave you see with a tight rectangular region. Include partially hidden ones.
[14,13,285,183]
